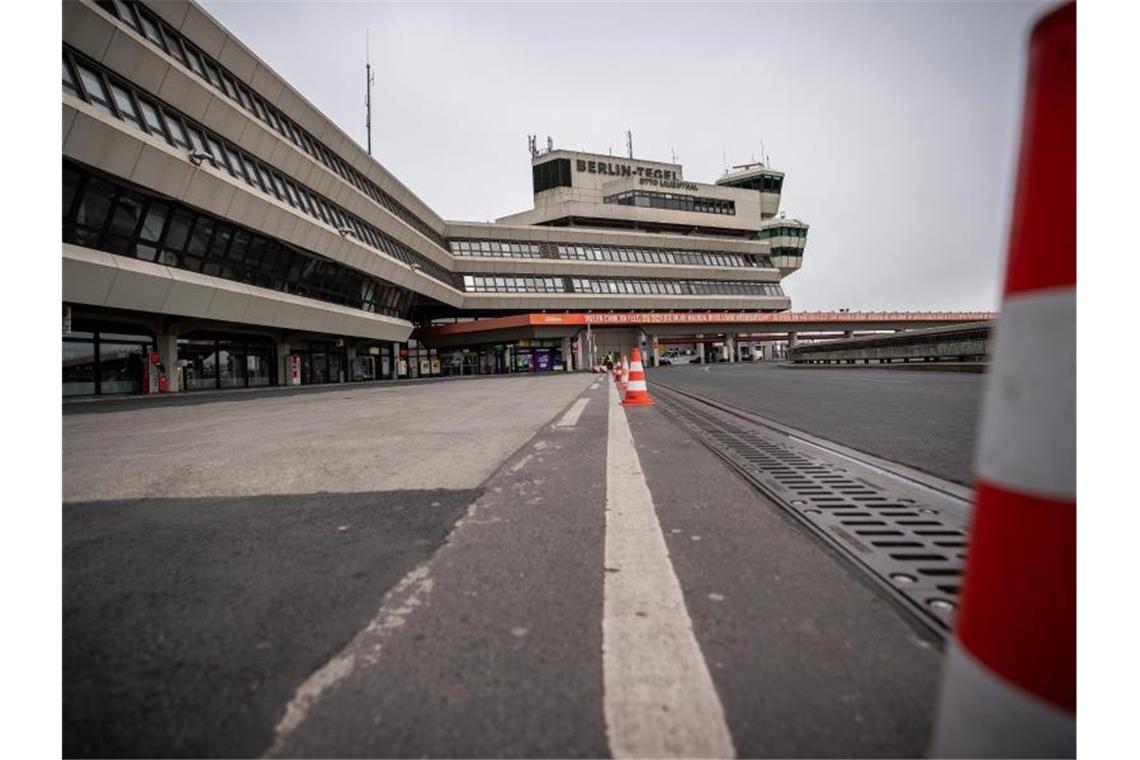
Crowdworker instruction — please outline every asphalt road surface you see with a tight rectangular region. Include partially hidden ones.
[64,373,945,757]
[649,362,984,485]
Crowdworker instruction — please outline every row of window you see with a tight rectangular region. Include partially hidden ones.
[569,278,785,297]
[63,48,455,288]
[447,239,773,269]
[756,226,808,239]
[719,173,784,193]
[532,158,573,194]
[64,161,416,319]
[93,0,446,249]
[770,247,805,258]
[604,191,736,216]
[458,274,786,297]
[449,240,544,258]
[554,244,764,268]
[462,276,566,294]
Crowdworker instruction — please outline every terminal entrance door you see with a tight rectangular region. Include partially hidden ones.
[292,346,347,385]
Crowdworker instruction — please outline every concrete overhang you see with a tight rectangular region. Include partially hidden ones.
[64,243,414,342]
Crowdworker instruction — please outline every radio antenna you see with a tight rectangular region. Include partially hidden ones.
[365,30,374,155]
[626,129,633,159]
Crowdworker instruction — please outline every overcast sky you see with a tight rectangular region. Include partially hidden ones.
[201,0,1051,312]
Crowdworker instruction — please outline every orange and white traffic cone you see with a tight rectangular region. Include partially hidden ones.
[621,348,655,407]
[930,4,1074,757]
[619,356,630,393]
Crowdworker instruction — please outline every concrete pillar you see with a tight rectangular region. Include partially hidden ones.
[845,330,855,339]
[789,332,799,348]
[277,340,292,386]
[561,337,572,371]
[727,333,736,363]
[763,343,774,361]
[345,346,357,382]
[697,339,705,363]
[156,331,179,392]
[653,340,661,368]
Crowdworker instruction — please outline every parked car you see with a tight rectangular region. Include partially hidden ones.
[660,349,697,366]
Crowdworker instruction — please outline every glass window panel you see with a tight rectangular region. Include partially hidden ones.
[75,63,114,114]
[282,180,301,207]
[184,46,206,77]
[164,111,191,148]
[270,173,288,201]
[207,224,233,260]
[186,217,214,256]
[63,166,82,219]
[138,99,168,141]
[138,201,168,243]
[75,176,115,231]
[243,156,266,190]
[221,74,238,99]
[187,126,209,156]
[203,61,223,89]
[163,208,193,251]
[246,347,273,386]
[225,229,252,262]
[62,55,79,95]
[179,341,218,390]
[236,85,253,111]
[99,341,147,395]
[162,26,187,64]
[139,12,165,49]
[206,137,232,175]
[63,341,97,397]
[108,191,145,237]
[112,0,140,30]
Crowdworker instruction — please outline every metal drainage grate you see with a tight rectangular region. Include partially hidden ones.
[653,385,968,639]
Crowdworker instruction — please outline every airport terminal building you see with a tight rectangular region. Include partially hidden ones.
[62,0,808,395]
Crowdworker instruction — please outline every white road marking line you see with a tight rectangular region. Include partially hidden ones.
[603,382,736,759]
[555,398,590,427]
[265,564,435,756]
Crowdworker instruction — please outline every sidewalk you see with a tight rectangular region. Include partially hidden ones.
[63,368,587,415]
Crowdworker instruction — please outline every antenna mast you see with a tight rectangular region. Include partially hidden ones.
[626,129,633,159]
[365,31,374,156]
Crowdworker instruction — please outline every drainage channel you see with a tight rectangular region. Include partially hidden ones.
[651,381,970,640]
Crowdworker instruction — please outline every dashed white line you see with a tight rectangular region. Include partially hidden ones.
[602,382,736,759]
[555,398,591,428]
